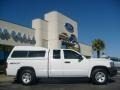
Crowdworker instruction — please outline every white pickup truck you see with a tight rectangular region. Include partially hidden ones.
[6,46,117,85]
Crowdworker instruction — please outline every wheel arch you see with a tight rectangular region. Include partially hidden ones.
[16,66,36,79]
[89,66,109,78]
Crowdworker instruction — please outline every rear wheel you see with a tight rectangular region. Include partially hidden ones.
[20,69,36,85]
[91,69,108,85]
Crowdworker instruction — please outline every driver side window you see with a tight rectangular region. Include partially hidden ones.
[63,50,83,60]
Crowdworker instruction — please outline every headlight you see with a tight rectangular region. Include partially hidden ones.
[110,62,114,67]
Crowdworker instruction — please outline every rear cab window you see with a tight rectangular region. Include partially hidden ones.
[53,50,61,59]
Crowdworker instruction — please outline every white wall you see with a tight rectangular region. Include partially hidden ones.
[0,20,35,46]
[32,19,48,47]
[80,43,92,56]
[45,11,78,49]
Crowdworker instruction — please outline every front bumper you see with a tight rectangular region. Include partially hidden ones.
[108,67,117,77]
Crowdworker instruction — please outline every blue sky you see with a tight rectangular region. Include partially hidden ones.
[0,0,120,57]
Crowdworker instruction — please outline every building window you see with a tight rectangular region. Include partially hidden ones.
[61,44,67,49]
[0,45,13,62]
[28,51,45,57]
[0,51,4,60]
[53,50,61,59]
[11,51,28,58]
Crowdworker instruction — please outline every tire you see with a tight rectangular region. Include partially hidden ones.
[91,69,108,85]
[20,69,36,85]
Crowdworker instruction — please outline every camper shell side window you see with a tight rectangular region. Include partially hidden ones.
[11,50,46,58]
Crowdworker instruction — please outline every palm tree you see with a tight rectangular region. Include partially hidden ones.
[92,39,105,58]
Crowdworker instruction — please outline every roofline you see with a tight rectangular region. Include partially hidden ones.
[45,11,78,24]
[0,19,35,30]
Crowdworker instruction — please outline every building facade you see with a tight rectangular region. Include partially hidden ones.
[0,11,92,62]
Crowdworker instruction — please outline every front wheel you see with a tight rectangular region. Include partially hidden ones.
[91,69,108,85]
[20,69,36,85]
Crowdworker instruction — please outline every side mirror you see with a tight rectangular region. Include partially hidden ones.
[78,56,83,62]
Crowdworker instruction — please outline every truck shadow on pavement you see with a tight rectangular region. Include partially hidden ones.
[37,78,91,84]
[13,77,116,85]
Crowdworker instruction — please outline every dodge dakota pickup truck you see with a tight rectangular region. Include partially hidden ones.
[6,46,117,85]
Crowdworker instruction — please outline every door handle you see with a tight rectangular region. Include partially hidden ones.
[64,61,71,63]
[10,62,20,64]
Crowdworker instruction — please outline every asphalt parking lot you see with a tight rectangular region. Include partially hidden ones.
[0,74,120,90]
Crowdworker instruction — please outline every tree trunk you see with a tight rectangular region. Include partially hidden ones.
[97,50,100,58]
[76,42,80,52]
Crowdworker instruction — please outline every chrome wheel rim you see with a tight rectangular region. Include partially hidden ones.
[95,72,106,83]
[22,73,31,84]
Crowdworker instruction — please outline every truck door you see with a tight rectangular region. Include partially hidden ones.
[62,50,89,77]
[49,50,63,77]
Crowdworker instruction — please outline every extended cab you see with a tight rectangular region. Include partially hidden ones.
[6,46,117,85]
